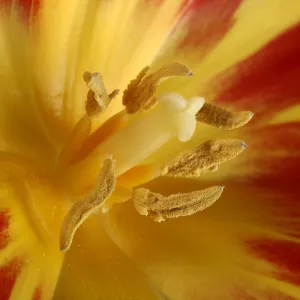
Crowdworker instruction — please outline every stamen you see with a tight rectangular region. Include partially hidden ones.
[132,186,224,222]
[162,139,247,177]
[83,71,119,118]
[122,62,192,114]
[60,157,116,251]
[196,103,253,130]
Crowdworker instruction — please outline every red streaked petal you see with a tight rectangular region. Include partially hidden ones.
[33,287,42,300]
[248,240,300,286]
[242,122,300,192]
[0,210,9,249]
[180,0,242,54]
[0,0,39,19]
[0,181,65,300]
[211,23,300,122]
[102,118,300,299]
[102,175,300,300]
[0,259,22,300]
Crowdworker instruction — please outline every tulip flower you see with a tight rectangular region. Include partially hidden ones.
[0,0,299,299]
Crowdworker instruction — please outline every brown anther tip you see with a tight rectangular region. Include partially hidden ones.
[109,89,120,100]
[60,245,68,252]
[241,141,247,148]
[83,71,92,83]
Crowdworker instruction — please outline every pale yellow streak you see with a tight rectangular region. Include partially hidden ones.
[269,104,300,124]
[0,9,60,154]
[9,262,40,300]
[243,272,300,300]
[33,0,85,120]
[0,238,24,267]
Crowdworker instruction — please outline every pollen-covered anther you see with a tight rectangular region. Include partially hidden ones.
[162,139,247,177]
[122,62,192,114]
[59,156,116,251]
[196,103,254,130]
[132,186,224,222]
[83,71,119,118]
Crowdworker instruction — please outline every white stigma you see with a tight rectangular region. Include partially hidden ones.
[157,93,205,142]
[97,93,205,175]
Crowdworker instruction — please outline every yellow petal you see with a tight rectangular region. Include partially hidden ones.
[53,215,160,300]
[0,180,64,300]
[33,0,190,127]
[102,177,300,300]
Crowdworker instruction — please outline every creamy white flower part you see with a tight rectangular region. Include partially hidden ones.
[97,93,205,175]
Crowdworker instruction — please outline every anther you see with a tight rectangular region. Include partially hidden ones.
[133,186,224,222]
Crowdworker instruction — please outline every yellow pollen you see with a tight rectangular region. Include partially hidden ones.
[196,103,254,129]
[162,139,247,177]
[122,62,192,114]
[132,186,224,222]
[59,157,116,252]
[83,71,119,118]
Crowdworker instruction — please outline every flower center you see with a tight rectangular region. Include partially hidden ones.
[57,63,253,252]
[96,93,204,176]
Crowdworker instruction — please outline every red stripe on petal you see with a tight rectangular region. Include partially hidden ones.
[0,0,39,20]
[244,122,300,193]
[0,259,23,300]
[33,287,42,300]
[180,0,242,56]
[233,289,295,300]
[249,240,300,286]
[213,23,300,120]
[17,0,40,19]
[0,210,10,250]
